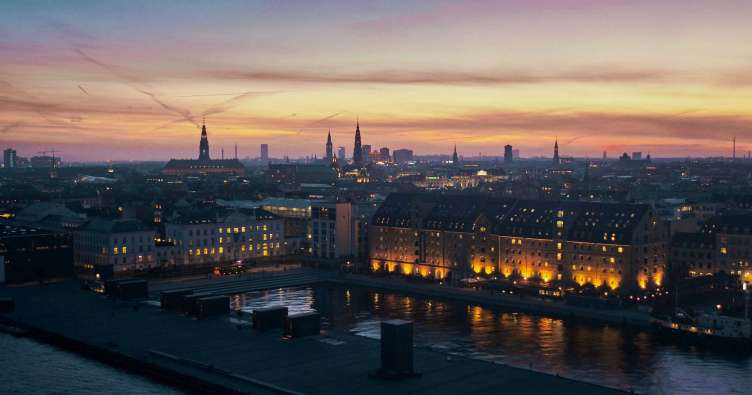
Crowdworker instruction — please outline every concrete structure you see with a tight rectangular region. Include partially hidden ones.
[392,149,413,164]
[0,224,73,284]
[504,145,513,163]
[311,200,379,261]
[3,148,17,169]
[260,144,269,161]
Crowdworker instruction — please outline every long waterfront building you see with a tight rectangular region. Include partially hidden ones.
[369,193,669,295]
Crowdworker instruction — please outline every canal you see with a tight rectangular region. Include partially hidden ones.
[231,285,751,394]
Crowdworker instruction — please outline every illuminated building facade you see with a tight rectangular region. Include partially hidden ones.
[369,193,668,295]
[165,208,285,266]
[74,218,157,276]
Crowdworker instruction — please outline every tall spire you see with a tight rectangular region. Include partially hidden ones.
[353,120,363,165]
[326,129,333,162]
[199,119,210,161]
[452,144,459,164]
[553,138,560,165]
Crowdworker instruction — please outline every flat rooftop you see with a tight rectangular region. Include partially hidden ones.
[1,280,624,395]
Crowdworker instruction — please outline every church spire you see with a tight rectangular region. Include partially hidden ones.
[353,120,363,165]
[326,129,333,162]
[199,119,210,160]
[452,144,459,165]
[553,138,560,165]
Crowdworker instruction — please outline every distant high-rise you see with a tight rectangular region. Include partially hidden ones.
[379,147,390,163]
[504,145,513,163]
[393,149,413,164]
[452,145,459,164]
[3,148,17,169]
[353,121,363,165]
[338,146,346,160]
[199,121,210,161]
[512,149,520,160]
[260,144,269,161]
[326,131,333,161]
[553,139,560,165]
[632,152,642,161]
[362,144,372,163]
[602,151,607,160]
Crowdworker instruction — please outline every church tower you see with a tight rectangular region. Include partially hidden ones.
[353,121,363,165]
[326,130,333,161]
[199,120,210,161]
[553,139,560,165]
[452,144,459,165]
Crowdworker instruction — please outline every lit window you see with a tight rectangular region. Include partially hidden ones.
[557,210,564,218]
[113,247,118,255]
[609,257,615,263]
[556,220,564,229]
[203,248,208,254]
[122,246,127,254]
[557,242,562,250]
[601,246,607,252]
[556,252,562,261]
[241,226,246,232]
[617,247,623,253]
[721,247,727,254]
[218,228,223,234]
[219,247,224,254]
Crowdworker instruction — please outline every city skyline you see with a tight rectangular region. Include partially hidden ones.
[2,0,752,161]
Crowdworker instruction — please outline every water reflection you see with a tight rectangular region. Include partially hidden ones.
[235,285,752,394]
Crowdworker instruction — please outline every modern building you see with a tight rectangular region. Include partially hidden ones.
[3,148,17,169]
[0,224,73,284]
[266,163,337,186]
[379,147,390,163]
[337,146,346,161]
[369,193,669,295]
[504,145,513,163]
[310,200,379,261]
[393,149,414,164]
[260,144,269,161]
[163,122,246,176]
[362,144,372,163]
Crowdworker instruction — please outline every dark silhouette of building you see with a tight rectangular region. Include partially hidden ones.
[393,149,414,164]
[353,121,363,165]
[326,130,333,161]
[3,148,17,169]
[452,145,459,165]
[553,139,560,165]
[199,123,210,160]
[379,147,390,163]
[504,145,513,163]
[1,224,73,284]
[261,144,269,161]
[163,121,246,176]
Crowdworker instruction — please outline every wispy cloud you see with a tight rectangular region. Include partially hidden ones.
[204,67,670,86]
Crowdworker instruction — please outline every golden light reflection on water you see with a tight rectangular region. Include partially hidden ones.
[232,285,750,394]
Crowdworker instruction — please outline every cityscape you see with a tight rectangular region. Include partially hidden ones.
[2,1,752,394]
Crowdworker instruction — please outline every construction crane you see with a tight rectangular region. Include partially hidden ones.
[37,149,61,178]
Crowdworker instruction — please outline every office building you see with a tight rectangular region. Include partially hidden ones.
[3,148,17,169]
[392,149,414,164]
[504,145,513,163]
[379,147,390,163]
[261,144,269,161]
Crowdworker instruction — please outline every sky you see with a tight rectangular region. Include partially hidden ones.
[1,0,751,161]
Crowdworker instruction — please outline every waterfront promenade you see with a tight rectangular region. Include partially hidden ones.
[0,276,625,394]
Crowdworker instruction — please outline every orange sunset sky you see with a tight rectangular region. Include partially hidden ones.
[1,0,751,161]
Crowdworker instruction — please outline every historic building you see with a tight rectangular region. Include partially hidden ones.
[164,207,285,266]
[369,193,669,295]
[73,218,158,276]
[162,122,246,176]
